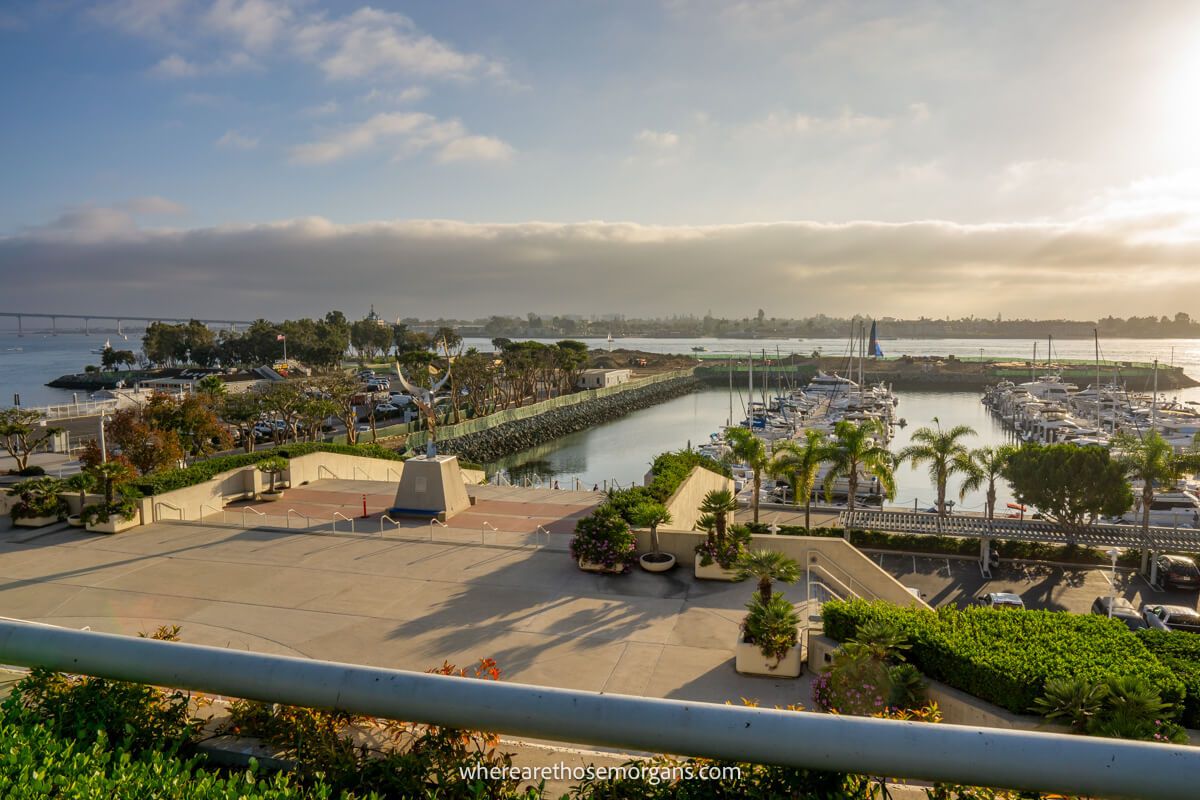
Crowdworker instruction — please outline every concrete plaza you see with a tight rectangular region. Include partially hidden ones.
[0,481,815,709]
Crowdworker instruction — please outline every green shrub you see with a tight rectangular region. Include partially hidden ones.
[7,476,67,521]
[606,449,731,526]
[570,504,637,571]
[16,465,45,476]
[742,592,801,663]
[822,599,1184,715]
[135,442,405,495]
[0,720,341,799]
[1138,629,1200,728]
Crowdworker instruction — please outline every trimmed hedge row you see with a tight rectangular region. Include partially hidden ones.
[822,599,1184,716]
[135,442,406,495]
[1138,629,1200,729]
[604,450,730,524]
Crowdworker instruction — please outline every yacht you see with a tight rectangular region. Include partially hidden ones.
[90,338,112,354]
[1122,491,1200,528]
[805,372,859,396]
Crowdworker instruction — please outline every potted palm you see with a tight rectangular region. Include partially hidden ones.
[8,477,68,528]
[256,456,289,501]
[570,504,636,574]
[82,460,140,534]
[634,501,675,573]
[734,549,803,677]
[694,489,744,580]
[63,472,96,527]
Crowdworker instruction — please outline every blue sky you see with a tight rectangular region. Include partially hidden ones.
[3,1,1200,319]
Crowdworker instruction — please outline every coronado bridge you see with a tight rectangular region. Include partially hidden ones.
[0,311,259,336]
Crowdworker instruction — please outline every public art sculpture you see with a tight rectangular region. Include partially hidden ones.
[392,361,451,458]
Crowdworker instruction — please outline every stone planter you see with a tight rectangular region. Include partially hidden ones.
[578,558,625,574]
[695,560,740,581]
[735,638,802,678]
[639,553,676,573]
[86,515,139,534]
[67,514,85,528]
[257,490,286,502]
[12,515,61,528]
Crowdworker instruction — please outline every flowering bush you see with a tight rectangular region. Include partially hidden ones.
[569,504,636,572]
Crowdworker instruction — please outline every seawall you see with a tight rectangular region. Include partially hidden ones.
[431,374,701,463]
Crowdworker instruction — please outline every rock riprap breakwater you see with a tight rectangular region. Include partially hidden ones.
[436,375,700,463]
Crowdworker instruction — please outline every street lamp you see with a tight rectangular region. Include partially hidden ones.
[1106,548,1120,618]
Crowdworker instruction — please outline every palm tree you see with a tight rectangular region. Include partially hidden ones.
[1115,430,1200,556]
[63,472,95,514]
[726,427,769,523]
[735,549,800,605]
[699,488,738,550]
[196,375,227,401]
[632,501,672,560]
[897,418,977,517]
[769,430,827,530]
[89,460,135,505]
[823,419,895,515]
[957,445,1014,522]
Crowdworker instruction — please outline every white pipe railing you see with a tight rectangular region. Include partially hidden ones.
[429,517,448,541]
[241,505,265,527]
[353,465,370,481]
[332,511,355,534]
[481,520,498,545]
[387,468,402,482]
[318,465,337,480]
[379,514,400,535]
[199,503,222,524]
[534,524,552,548]
[0,620,1192,800]
[286,509,310,529]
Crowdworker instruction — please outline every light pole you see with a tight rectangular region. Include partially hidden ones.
[98,414,111,462]
[1106,548,1120,617]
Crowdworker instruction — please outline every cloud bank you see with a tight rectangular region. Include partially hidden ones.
[3,210,1199,321]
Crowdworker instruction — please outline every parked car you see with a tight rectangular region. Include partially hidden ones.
[1090,596,1147,631]
[977,592,1025,610]
[1154,555,1200,591]
[1142,604,1200,633]
[375,403,399,414]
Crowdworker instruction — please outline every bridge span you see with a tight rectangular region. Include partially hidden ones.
[0,311,258,336]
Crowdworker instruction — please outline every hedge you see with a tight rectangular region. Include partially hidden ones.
[822,599,1185,716]
[605,449,730,524]
[1138,629,1200,729]
[135,442,406,495]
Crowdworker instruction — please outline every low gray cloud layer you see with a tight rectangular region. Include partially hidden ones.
[2,212,1197,321]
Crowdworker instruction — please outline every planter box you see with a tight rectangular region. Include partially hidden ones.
[12,515,61,528]
[86,515,140,534]
[639,553,676,573]
[67,515,85,528]
[257,491,285,502]
[578,558,625,574]
[695,560,740,581]
[735,639,802,678]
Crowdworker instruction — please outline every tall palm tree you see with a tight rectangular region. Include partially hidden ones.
[897,418,977,517]
[1115,430,1200,553]
[823,419,895,515]
[726,426,769,523]
[957,445,1015,522]
[769,430,828,530]
[699,488,738,550]
[735,549,801,604]
[89,460,135,505]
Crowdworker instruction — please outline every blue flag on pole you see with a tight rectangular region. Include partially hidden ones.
[868,320,883,357]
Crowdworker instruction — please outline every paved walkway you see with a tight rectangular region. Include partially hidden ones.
[0,491,816,709]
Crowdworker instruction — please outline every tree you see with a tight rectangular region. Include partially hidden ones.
[196,375,227,400]
[314,372,361,445]
[698,488,738,552]
[632,501,672,562]
[63,472,95,513]
[1002,444,1133,535]
[768,430,827,529]
[957,445,1015,521]
[0,409,62,472]
[897,418,977,517]
[1114,431,1200,547]
[734,549,800,605]
[88,460,136,505]
[219,392,264,453]
[107,404,185,474]
[725,427,769,523]
[256,456,289,494]
[823,419,895,515]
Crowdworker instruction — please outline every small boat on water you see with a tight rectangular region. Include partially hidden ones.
[691,345,707,352]
[90,338,112,354]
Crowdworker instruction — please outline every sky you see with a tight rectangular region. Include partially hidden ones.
[3,0,1200,322]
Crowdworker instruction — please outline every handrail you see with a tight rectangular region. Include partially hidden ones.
[380,514,400,535]
[534,524,552,548]
[0,620,1194,800]
[805,549,874,600]
[332,511,355,534]
[429,517,448,541]
[353,465,370,481]
[199,503,222,524]
[387,468,402,482]
[241,505,265,527]
[286,508,310,529]
[318,465,338,480]
[481,520,499,545]
[153,501,183,522]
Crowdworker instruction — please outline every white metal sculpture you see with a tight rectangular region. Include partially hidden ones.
[393,361,451,457]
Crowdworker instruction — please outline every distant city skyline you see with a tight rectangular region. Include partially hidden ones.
[3,1,1200,318]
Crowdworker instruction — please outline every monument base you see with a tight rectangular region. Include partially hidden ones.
[390,455,472,522]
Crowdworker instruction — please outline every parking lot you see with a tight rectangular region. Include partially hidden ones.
[871,551,1200,615]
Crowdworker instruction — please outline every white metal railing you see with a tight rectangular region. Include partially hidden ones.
[153,501,183,522]
[380,514,400,535]
[332,511,355,534]
[481,520,499,545]
[318,465,338,480]
[387,468,402,482]
[286,509,311,529]
[0,620,1193,800]
[353,465,370,481]
[241,505,266,527]
[199,503,222,523]
[429,517,448,541]
[534,524,552,548]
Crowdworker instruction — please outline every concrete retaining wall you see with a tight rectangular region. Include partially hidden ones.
[662,466,734,533]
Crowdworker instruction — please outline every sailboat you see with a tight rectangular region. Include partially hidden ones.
[90,338,112,355]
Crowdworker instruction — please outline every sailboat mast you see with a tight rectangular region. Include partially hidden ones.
[748,350,753,419]
[1152,358,1158,431]
[1094,328,1101,431]
[727,355,733,427]
[1047,334,1052,369]
[1031,342,1037,382]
